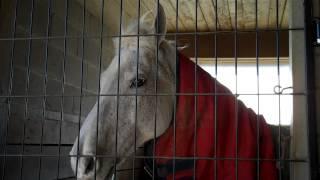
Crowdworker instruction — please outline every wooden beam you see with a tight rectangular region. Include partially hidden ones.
[168,31,289,58]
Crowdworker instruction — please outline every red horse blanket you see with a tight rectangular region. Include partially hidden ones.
[148,53,277,180]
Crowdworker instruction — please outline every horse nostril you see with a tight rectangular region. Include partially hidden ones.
[84,157,95,174]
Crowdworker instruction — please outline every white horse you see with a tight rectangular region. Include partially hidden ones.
[70,4,176,180]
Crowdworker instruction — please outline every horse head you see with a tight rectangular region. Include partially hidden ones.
[70,4,176,180]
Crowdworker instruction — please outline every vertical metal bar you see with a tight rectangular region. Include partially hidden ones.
[304,0,319,179]
[234,0,239,179]
[317,20,320,45]
[56,0,68,179]
[75,0,86,178]
[255,0,260,179]
[1,0,19,179]
[275,0,282,179]
[213,0,218,179]
[193,0,199,179]
[20,0,35,179]
[114,0,123,178]
[94,0,105,179]
[133,0,140,179]
[152,0,161,180]
[38,0,52,179]
[173,0,179,179]
[152,1,160,179]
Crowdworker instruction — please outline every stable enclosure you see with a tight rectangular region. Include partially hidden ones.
[0,0,319,179]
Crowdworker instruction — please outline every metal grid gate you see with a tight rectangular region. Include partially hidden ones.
[0,0,318,179]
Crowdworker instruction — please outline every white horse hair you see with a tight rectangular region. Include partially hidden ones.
[70,4,176,180]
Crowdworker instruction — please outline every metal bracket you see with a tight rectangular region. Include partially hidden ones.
[313,18,320,46]
[273,85,293,95]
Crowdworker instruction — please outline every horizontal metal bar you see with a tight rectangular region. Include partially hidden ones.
[0,28,305,41]
[7,143,73,147]
[179,31,289,58]
[0,92,306,98]
[0,154,308,163]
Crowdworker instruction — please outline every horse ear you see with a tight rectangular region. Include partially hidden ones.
[140,10,154,26]
[154,3,166,42]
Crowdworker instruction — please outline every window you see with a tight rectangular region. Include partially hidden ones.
[201,62,292,125]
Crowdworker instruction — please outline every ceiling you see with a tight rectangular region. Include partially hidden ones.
[73,0,289,60]
[76,0,288,32]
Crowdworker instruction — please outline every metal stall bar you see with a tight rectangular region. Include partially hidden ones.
[20,0,35,179]
[173,0,179,179]
[304,0,319,179]
[234,0,239,178]
[0,153,309,161]
[153,1,161,180]
[75,0,86,178]
[1,0,19,179]
[193,0,199,179]
[94,0,105,179]
[56,0,69,179]
[114,0,124,178]
[38,0,52,179]
[255,0,261,179]
[0,28,304,41]
[134,0,141,179]
[214,0,218,179]
[275,0,283,179]
[0,92,306,98]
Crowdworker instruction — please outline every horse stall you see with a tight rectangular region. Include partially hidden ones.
[0,0,319,180]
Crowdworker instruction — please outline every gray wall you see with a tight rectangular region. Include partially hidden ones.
[0,0,116,179]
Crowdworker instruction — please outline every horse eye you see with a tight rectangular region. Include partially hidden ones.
[130,78,146,88]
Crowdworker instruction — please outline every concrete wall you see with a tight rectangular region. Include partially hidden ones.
[0,0,117,179]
